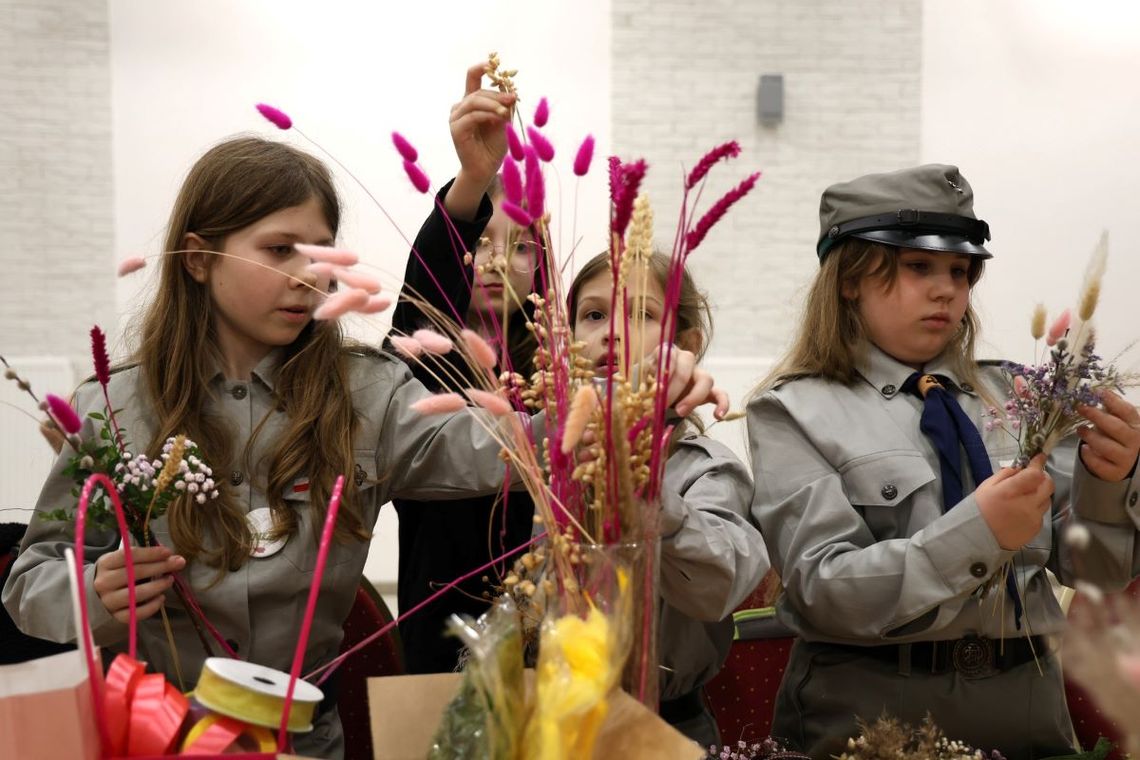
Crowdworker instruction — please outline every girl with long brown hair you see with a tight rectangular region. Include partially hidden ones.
[4,120,723,756]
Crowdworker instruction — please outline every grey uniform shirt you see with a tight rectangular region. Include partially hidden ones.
[2,350,538,754]
[747,345,1140,646]
[657,434,769,699]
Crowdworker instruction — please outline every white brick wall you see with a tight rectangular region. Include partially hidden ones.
[0,0,115,374]
[611,0,922,362]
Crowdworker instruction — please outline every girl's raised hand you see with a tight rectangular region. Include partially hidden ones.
[656,346,730,419]
[1077,390,1140,482]
[92,545,185,624]
[444,62,517,220]
[974,454,1054,550]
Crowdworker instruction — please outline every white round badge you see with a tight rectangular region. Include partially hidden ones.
[247,507,287,558]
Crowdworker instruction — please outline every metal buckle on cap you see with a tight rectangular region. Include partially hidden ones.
[896,209,921,225]
[951,635,996,679]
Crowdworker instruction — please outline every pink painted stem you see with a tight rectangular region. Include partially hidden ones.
[277,475,345,750]
[74,473,138,755]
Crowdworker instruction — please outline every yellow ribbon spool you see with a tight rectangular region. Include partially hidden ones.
[193,658,324,733]
[181,713,276,753]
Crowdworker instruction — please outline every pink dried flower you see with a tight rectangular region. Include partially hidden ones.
[685,141,741,190]
[411,393,467,415]
[403,160,431,194]
[313,288,369,321]
[1046,308,1071,347]
[294,244,359,266]
[44,393,82,435]
[573,135,595,177]
[524,146,545,219]
[610,159,648,237]
[255,103,292,130]
[90,326,111,386]
[413,329,455,355]
[116,256,146,277]
[504,123,525,161]
[500,159,523,205]
[389,335,424,359]
[500,200,533,228]
[533,97,550,127]
[361,294,393,314]
[462,329,498,370]
[526,126,555,162]
[391,132,418,163]
[685,171,761,252]
[465,388,513,416]
[331,267,382,294]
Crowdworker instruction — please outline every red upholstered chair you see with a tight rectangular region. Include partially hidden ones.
[337,580,404,760]
[705,575,796,745]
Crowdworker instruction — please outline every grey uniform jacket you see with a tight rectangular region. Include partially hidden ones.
[657,434,770,699]
[2,350,537,757]
[748,345,1140,645]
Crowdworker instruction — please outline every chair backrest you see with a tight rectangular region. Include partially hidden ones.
[704,604,795,745]
[338,581,404,760]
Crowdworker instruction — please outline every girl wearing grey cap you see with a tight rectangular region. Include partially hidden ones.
[746,164,1140,758]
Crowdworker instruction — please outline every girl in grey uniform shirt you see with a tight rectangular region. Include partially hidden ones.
[569,251,770,748]
[747,165,1140,759]
[1,131,722,757]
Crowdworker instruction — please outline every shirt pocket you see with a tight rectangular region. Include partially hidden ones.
[840,450,937,540]
[280,452,380,572]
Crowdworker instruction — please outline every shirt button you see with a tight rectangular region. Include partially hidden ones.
[1130,491,1138,508]
[960,383,974,393]
[230,470,244,487]
[231,385,248,400]
[970,562,988,578]
[881,384,897,397]
[880,484,898,501]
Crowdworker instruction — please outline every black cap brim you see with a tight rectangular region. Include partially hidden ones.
[851,230,992,258]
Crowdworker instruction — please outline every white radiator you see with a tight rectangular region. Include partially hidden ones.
[0,356,74,525]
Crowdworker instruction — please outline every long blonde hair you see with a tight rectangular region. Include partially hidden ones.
[134,136,370,573]
[753,238,986,396]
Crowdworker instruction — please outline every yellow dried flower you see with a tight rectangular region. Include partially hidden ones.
[1030,303,1046,340]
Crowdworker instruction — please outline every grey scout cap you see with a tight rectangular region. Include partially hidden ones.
[816,163,992,262]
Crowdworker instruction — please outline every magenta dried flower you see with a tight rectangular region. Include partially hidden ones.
[504,123,525,161]
[686,171,760,252]
[391,132,418,163]
[526,126,555,162]
[610,159,648,238]
[403,161,431,193]
[533,97,550,127]
[524,146,545,220]
[501,158,524,205]
[90,326,111,386]
[255,103,292,130]
[500,200,533,228]
[573,135,595,177]
[685,141,741,190]
[44,393,82,435]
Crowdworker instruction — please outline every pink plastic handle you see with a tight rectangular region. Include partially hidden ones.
[73,472,140,756]
[275,474,345,751]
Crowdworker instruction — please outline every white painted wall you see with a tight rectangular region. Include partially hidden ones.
[922,0,1140,399]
